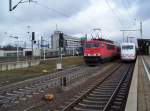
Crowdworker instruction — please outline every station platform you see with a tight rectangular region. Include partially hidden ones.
[125,56,150,111]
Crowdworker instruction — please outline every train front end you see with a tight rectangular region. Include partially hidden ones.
[83,40,101,64]
[121,43,136,61]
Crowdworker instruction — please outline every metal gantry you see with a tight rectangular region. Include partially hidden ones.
[120,21,143,42]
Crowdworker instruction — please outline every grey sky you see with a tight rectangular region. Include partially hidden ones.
[0,0,149,47]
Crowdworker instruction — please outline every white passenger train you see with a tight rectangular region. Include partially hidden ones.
[121,42,136,61]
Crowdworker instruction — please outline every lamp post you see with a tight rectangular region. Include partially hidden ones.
[9,36,19,61]
[41,37,49,61]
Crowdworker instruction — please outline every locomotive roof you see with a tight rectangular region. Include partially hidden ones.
[92,38,114,43]
[84,38,114,44]
[121,42,135,46]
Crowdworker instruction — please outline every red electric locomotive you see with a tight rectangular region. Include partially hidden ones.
[83,38,119,64]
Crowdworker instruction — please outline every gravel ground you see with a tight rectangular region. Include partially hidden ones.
[0,61,119,111]
[0,56,83,87]
[0,65,89,111]
[27,62,118,111]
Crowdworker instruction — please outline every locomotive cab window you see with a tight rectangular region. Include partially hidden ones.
[122,45,133,50]
[84,43,100,48]
[107,44,115,50]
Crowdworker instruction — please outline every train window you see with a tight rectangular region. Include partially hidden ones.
[122,45,133,50]
[93,43,99,48]
[107,44,115,50]
[84,43,100,48]
[84,44,90,48]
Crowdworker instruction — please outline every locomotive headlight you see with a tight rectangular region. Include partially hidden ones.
[95,53,101,56]
[98,53,101,56]
[88,54,91,56]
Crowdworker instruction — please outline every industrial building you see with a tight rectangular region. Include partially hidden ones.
[23,48,41,57]
[51,31,81,55]
[0,50,23,57]
[0,31,81,59]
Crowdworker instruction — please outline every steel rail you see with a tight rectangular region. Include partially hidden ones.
[61,63,122,111]
[102,64,131,111]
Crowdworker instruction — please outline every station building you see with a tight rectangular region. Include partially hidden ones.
[137,39,150,55]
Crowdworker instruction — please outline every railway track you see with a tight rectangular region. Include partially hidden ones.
[61,63,134,111]
[0,63,111,109]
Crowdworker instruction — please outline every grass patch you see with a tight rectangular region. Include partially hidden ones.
[0,56,83,84]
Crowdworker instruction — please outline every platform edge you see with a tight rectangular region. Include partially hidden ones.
[125,57,138,111]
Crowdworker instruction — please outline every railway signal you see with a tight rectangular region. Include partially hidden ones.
[32,32,35,41]
[31,32,35,57]
[59,32,64,47]
[32,32,36,44]
[57,32,64,70]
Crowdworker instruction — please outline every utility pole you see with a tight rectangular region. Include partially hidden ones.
[41,36,43,49]
[16,39,19,61]
[123,31,125,42]
[24,41,26,48]
[41,36,46,60]
[32,40,33,57]
[56,24,58,31]
[41,36,43,59]
[43,42,46,61]
[9,36,19,61]
[37,40,40,49]
[140,21,143,39]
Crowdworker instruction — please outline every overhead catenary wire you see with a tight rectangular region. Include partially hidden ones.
[121,0,136,26]
[121,0,133,21]
[105,0,138,42]
[109,0,124,22]
[105,0,124,28]
[121,0,132,36]
[124,0,131,9]
[121,0,137,37]
[34,2,69,18]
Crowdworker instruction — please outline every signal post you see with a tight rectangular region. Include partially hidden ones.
[56,32,64,70]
